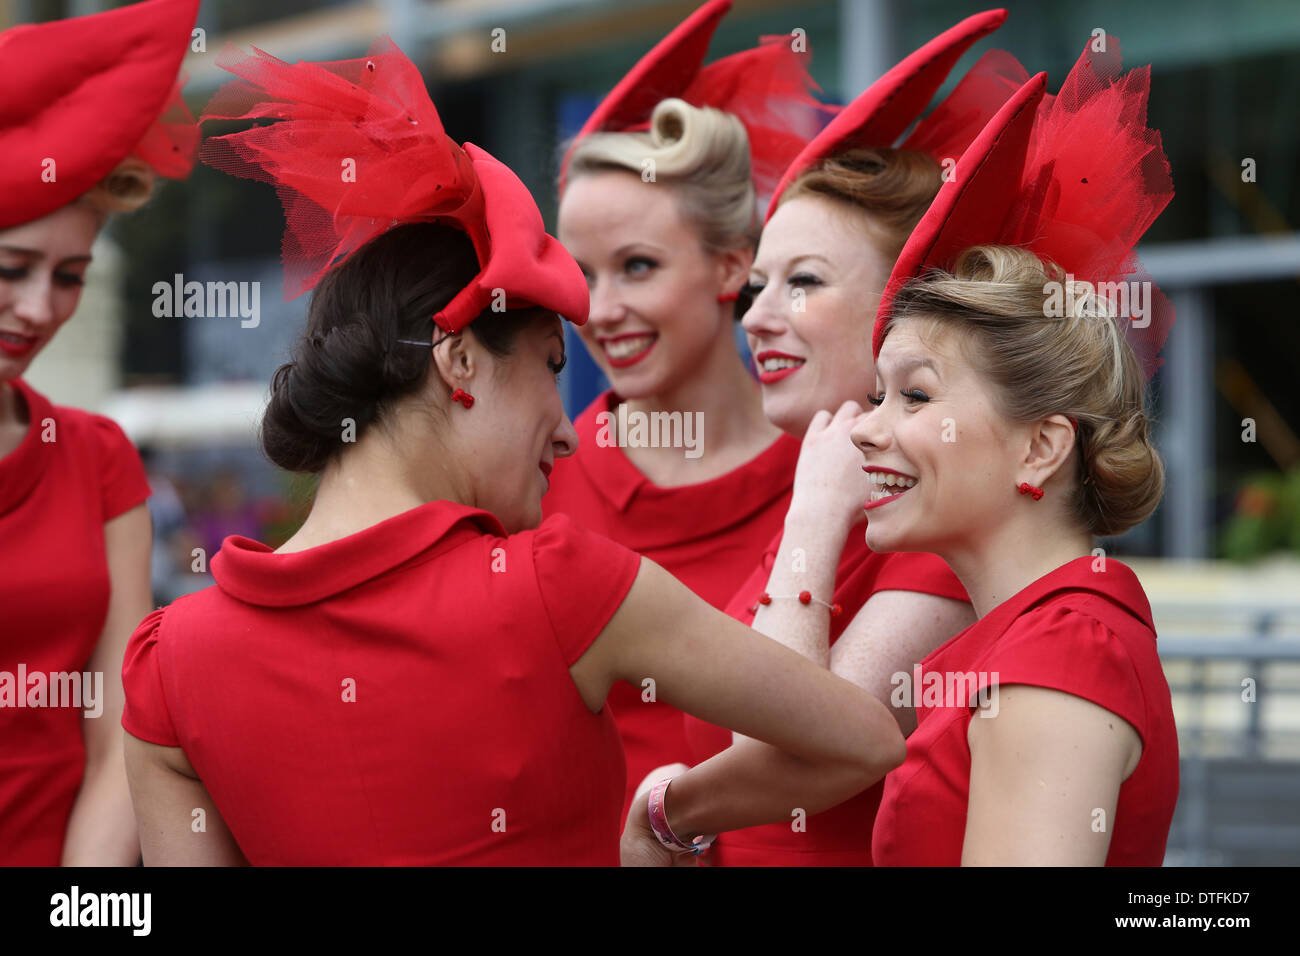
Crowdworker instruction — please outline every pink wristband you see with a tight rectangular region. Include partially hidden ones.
[647,778,715,855]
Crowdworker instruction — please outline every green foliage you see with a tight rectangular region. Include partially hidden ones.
[1221,467,1300,561]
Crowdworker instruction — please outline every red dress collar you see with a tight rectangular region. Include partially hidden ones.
[925,554,1155,674]
[211,499,506,608]
[568,390,801,546]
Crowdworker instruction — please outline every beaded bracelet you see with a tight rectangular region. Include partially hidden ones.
[647,778,716,856]
[753,590,842,617]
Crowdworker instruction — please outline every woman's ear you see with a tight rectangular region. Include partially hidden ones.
[715,243,754,299]
[430,330,477,395]
[1021,414,1077,488]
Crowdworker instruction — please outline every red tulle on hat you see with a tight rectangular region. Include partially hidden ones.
[199,37,589,332]
[0,0,199,229]
[874,36,1175,381]
[132,76,201,181]
[765,8,1013,220]
[560,0,836,204]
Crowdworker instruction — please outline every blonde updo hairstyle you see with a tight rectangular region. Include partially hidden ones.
[775,147,944,263]
[889,245,1164,538]
[564,97,756,254]
[74,157,158,219]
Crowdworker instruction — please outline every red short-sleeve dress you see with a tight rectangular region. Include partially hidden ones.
[682,520,968,865]
[120,500,642,865]
[0,378,150,865]
[872,556,1180,866]
[543,389,801,817]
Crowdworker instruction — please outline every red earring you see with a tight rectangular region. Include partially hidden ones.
[451,388,475,409]
[717,291,739,303]
[1017,482,1044,501]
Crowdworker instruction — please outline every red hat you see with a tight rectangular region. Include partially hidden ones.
[765,8,1015,221]
[199,37,589,333]
[872,36,1175,381]
[0,0,199,230]
[559,0,836,203]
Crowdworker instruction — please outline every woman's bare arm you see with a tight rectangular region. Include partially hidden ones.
[962,684,1142,865]
[572,557,906,845]
[62,504,151,866]
[124,733,247,866]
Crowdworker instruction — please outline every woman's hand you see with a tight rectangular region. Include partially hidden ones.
[622,765,704,867]
[789,400,869,534]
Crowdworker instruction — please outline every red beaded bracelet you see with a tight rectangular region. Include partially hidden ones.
[753,590,842,617]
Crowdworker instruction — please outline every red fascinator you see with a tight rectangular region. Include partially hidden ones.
[873,36,1175,381]
[200,37,589,333]
[0,0,199,229]
[765,8,1016,221]
[559,0,836,202]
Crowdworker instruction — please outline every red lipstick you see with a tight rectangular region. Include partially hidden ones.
[754,350,805,385]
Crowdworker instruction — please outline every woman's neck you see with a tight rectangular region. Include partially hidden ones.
[277,427,462,553]
[617,322,780,485]
[942,512,1094,619]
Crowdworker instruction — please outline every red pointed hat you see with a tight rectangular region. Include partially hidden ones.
[559,0,835,201]
[872,36,1175,381]
[765,8,1016,221]
[0,0,199,229]
[200,37,589,333]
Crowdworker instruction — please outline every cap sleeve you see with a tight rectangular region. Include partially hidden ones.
[983,602,1148,742]
[531,513,642,666]
[121,608,181,747]
[872,551,968,602]
[88,414,151,520]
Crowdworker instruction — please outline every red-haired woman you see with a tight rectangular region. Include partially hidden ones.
[673,10,1027,867]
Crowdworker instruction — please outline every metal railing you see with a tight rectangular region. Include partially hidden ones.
[1156,602,1300,865]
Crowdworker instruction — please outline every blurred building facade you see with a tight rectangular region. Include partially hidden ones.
[9,0,1299,561]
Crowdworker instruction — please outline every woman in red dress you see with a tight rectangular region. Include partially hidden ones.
[120,37,905,866]
[547,0,836,816]
[0,0,198,866]
[672,10,1028,867]
[856,38,1179,865]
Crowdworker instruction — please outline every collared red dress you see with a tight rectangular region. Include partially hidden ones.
[121,500,640,865]
[683,519,969,865]
[0,378,150,865]
[871,556,1179,866]
[542,389,801,818]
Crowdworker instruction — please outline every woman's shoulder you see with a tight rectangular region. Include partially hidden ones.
[981,590,1165,736]
[31,389,142,470]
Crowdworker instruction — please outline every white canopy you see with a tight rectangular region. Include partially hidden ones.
[102,382,268,447]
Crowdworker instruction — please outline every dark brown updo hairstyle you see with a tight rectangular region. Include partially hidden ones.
[262,222,548,474]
